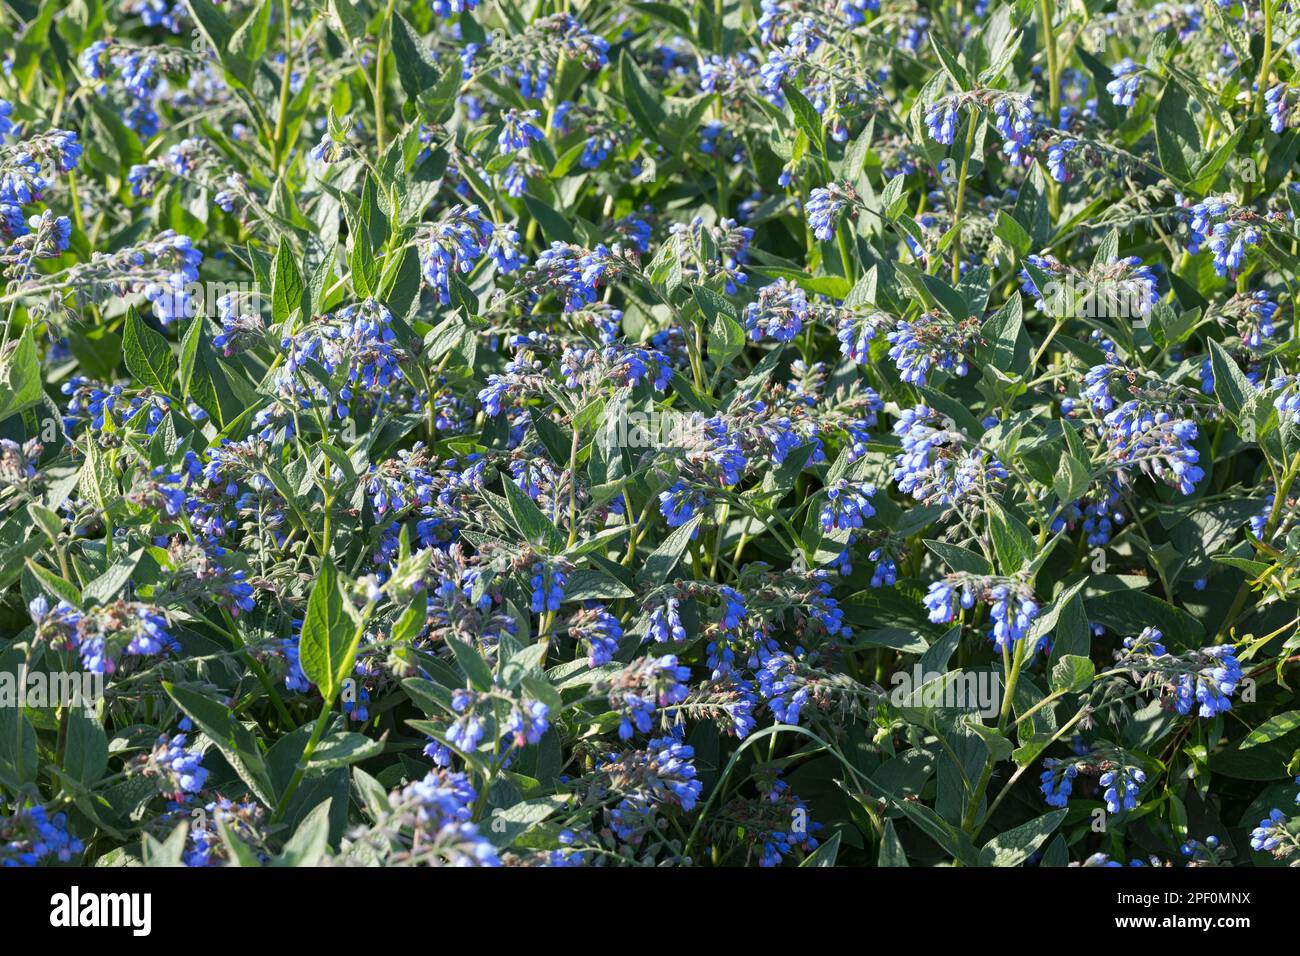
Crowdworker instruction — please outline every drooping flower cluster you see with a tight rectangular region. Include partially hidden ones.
[1120,629,1244,719]
[923,575,1039,650]
[1,806,84,866]
[29,596,177,675]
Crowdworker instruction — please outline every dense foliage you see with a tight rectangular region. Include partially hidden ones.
[1,0,1300,869]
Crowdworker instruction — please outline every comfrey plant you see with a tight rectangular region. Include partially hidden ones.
[0,0,1298,874]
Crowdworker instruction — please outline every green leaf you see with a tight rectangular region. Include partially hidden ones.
[272,237,306,327]
[1155,79,1200,185]
[230,0,272,64]
[178,314,204,401]
[918,271,974,322]
[964,719,1014,763]
[1053,452,1091,504]
[1050,654,1095,693]
[28,557,82,607]
[978,809,1066,866]
[1208,339,1253,422]
[329,0,367,42]
[142,821,190,866]
[1191,126,1244,193]
[880,174,909,220]
[123,307,177,394]
[446,636,495,692]
[501,471,566,552]
[391,14,441,100]
[0,326,44,423]
[782,82,826,158]
[799,829,842,866]
[929,33,972,89]
[298,564,359,702]
[63,708,109,785]
[184,0,252,86]
[636,514,702,587]
[696,286,744,366]
[1012,163,1050,249]
[855,627,928,654]
[1242,711,1300,749]
[563,566,635,601]
[1086,583,1204,648]
[619,50,667,142]
[82,550,141,606]
[483,795,568,848]
[163,682,275,806]
[988,503,1033,574]
[634,1,693,33]
[528,408,573,466]
[993,209,1031,256]
[924,540,992,576]
[878,818,909,866]
[272,798,332,866]
[896,799,980,866]
[1045,592,1091,668]
[522,194,577,245]
[308,732,384,770]
[416,63,462,126]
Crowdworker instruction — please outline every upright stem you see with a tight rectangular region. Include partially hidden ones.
[961,638,1028,834]
[565,425,581,549]
[1039,0,1062,219]
[1039,0,1060,121]
[374,0,399,155]
[272,0,295,172]
[270,699,333,823]
[1255,0,1275,119]
[950,109,978,284]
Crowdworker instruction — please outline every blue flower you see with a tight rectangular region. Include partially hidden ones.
[820,479,876,532]
[571,606,624,665]
[1100,402,1205,495]
[506,699,550,746]
[529,560,567,613]
[922,579,973,624]
[924,101,958,145]
[153,731,209,794]
[806,185,848,241]
[497,108,544,155]
[1265,83,1291,134]
[419,204,493,304]
[1047,139,1075,182]
[992,95,1036,165]
[1175,645,1242,718]
[868,549,897,587]
[1272,374,1300,425]
[1106,59,1141,106]
[743,278,808,342]
[1250,808,1290,853]
[1039,759,1078,808]
[648,597,688,644]
[988,584,1038,649]
[1100,765,1146,813]
[659,481,707,527]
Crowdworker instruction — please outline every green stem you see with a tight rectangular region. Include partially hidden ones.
[272,0,295,172]
[1038,0,1061,219]
[269,699,333,824]
[950,109,978,285]
[1254,0,1275,119]
[374,0,399,155]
